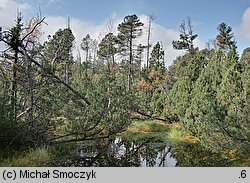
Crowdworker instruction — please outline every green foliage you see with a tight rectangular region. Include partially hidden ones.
[117,14,144,42]
[81,34,97,76]
[58,66,134,142]
[164,53,192,91]
[117,14,144,57]
[98,33,118,64]
[1,15,249,167]
[0,89,16,147]
[149,42,165,71]
[87,68,133,134]
[150,89,166,116]
[166,39,249,153]
[216,22,236,51]
[44,28,75,81]
[135,42,166,117]
[168,50,208,121]
[240,47,250,64]
[181,49,249,151]
[117,14,144,90]
[45,28,75,64]
[172,142,235,167]
[172,17,198,54]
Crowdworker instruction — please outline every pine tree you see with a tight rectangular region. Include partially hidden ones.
[117,14,143,90]
[98,33,118,65]
[183,58,225,141]
[81,34,92,78]
[172,17,198,54]
[149,42,165,71]
[168,50,212,130]
[182,48,250,151]
[133,44,145,79]
[240,47,250,64]
[216,22,236,52]
[44,28,75,83]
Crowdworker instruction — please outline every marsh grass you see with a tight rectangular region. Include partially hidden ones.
[122,120,241,166]
[0,147,51,167]
[122,120,171,135]
[122,120,197,143]
[1,120,247,167]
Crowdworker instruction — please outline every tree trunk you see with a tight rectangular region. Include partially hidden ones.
[79,62,82,78]
[128,30,133,91]
[85,47,88,79]
[146,17,152,69]
[92,51,96,76]
[11,49,18,122]
[27,56,34,126]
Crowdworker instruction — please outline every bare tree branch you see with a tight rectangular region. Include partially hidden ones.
[21,17,46,42]
[135,109,170,123]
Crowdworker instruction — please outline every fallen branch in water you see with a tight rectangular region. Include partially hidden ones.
[50,135,110,145]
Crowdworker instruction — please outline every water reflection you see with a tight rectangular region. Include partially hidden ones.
[54,136,177,167]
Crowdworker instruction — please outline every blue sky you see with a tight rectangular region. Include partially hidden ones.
[16,0,250,32]
[1,0,250,65]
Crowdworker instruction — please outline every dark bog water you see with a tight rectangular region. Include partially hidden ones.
[53,136,177,167]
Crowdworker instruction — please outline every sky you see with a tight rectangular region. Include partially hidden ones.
[1,0,250,66]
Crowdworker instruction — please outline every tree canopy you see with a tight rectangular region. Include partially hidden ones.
[0,14,249,166]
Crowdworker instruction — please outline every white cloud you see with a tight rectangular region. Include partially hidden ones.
[136,15,184,67]
[137,15,205,66]
[41,16,111,58]
[0,0,32,28]
[237,7,250,40]
[47,0,62,5]
[0,0,32,51]
[0,1,204,67]
[48,0,58,3]
[41,14,186,67]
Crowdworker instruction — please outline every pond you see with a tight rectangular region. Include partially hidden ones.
[53,136,177,167]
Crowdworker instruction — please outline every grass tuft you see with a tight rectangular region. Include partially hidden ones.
[0,147,51,167]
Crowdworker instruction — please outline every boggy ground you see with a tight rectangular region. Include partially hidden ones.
[0,120,249,167]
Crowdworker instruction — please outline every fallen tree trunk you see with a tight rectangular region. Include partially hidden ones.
[50,135,110,144]
[1,17,91,106]
[19,47,91,105]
